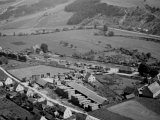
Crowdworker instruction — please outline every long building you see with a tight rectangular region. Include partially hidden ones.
[68,82,108,105]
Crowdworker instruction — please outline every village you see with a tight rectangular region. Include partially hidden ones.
[0,44,160,120]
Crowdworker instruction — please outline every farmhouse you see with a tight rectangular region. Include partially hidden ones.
[36,78,49,88]
[142,81,160,98]
[4,77,14,86]
[68,82,108,105]
[15,84,25,93]
[85,73,96,83]
[119,66,133,74]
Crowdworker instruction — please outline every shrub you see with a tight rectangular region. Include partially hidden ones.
[107,31,114,36]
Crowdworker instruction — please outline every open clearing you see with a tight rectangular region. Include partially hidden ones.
[8,65,70,80]
[0,29,160,58]
[108,100,160,120]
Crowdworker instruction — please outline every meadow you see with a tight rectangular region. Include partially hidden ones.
[0,29,160,59]
[101,0,160,8]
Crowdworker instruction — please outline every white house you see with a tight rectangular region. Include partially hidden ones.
[85,73,96,83]
[5,77,13,86]
[63,108,72,119]
[0,81,4,87]
[40,116,47,120]
[16,84,25,92]
[27,89,34,97]
[46,101,53,106]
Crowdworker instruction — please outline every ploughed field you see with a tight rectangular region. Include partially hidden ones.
[0,29,160,59]
[108,100,160,120]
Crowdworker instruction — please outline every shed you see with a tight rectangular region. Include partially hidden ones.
[119,66,133,74]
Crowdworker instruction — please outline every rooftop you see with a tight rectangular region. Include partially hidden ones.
[68,82,107,104]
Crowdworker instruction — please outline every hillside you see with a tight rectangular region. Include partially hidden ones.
[64,0,160,35]
[65,0,125,25]
[0,0,68,21]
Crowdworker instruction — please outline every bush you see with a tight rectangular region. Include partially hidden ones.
[40,43,48,53]
[0,56,8,64]
[107,31,114,36]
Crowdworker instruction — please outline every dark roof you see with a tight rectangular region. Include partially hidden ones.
[68,82,107,104]
[84,72,91,81]
[119,66,132,72]
[36,79,48,87]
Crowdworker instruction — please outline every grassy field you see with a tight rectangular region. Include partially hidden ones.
[0,98,33,120]
[0,0,74,29]
[89,107,133,120]
[108,100,160,120]
[8,65,71,80]
[101,0,160,8]
[0,29,160,59]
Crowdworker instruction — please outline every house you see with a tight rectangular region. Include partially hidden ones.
[142,81,160,98]
[4,77,13,86]
[36,78,48,88]
[40,116,48,120]
[15,84,24,93]
[85,115,100,120]
[63,108,73,119]
[0,81,4,87]
[119,66,133,74]
[26,89,34,97]
[85,73,96,83]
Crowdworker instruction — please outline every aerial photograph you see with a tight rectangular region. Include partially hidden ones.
[0,0,160,120]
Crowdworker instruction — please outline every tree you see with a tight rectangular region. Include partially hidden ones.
[103,24,108,32]
[138,62,151,76]
[146,52,151,59]
[149,68,159,78]
[0,56,8,64]
[40,43,48,53]
[107,31,114,36]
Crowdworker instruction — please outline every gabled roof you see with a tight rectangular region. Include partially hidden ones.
[68,82,107,104]
[85,72,91,81]
[148,82,160,95]
[36,79,48,87]
[119,66,132,72]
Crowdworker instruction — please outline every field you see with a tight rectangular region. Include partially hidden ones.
[0,29,160,59]
[101,0,160,8]
[0,0,74,29]
[0,98,33,119]
[108,100,160,120]
[8,65,71,80]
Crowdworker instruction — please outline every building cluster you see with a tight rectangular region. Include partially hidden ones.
[0,75,101,120]
[56,82,108,111]
[0,47,27,62]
